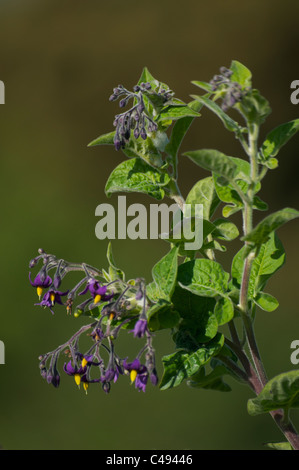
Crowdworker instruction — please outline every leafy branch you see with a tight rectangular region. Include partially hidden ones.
[29,61,299,450]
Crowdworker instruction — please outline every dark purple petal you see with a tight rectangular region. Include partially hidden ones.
[133,319,147,338]
[63,361,77,376]
[104,369,116,382]
[123,358,141,372]
[29,272,52,288]
[78,284,90,296]
[92,284,108,297]
[135,372,148,392]
[101,291,115,302]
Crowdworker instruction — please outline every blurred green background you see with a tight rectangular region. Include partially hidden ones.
[0,0,299,450]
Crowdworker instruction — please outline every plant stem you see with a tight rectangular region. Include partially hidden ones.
[241,311,267,386]
[270,410,299,450]
[167,178,185,211]
[237,120,299,449]
[225,337,263,394]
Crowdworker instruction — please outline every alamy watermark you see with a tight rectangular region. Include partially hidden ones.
[0,340,4,364]
[0,81,4,104]
[95,196,204,250]
[290,340,299,365]
[290,80,299,105]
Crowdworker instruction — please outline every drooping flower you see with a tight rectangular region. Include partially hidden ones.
[79,279,114,305]
[35,289,68,314]
[29,272,52,299]
[132,318,148,338]
[63,358,87,388]
[123,358,149,392]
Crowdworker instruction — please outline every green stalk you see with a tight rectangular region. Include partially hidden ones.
[239,122,268,385]
[238,121,299,449]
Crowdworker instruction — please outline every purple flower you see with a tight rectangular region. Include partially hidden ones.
[123,358,149,392]
[79,279,114,304]
[63,359,86,388]
[35,289,68,314]
[132,318,148,338]
[63,360,84,376]
[80,373,100,393]
[102,368,116,383]
[64,358,100,392]
[135,369,148,393]
[29,272,52,299]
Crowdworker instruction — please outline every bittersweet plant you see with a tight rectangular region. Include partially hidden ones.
[29,61,299,450]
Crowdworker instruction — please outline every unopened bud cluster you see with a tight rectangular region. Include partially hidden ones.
[210,66,247,111]
[109,81,173,151]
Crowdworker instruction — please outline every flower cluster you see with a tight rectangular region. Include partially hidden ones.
[210,66,246,111]
[29,249,158,394]
[109,81,174,151]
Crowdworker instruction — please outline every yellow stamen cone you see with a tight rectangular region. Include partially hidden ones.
[109,313,115,322]
[50,292,55,306]
[37,286,43,299]
[94,294,101,304]
[74,374,81,388]
[130,370,138,384]
[81,357,88,368]
[83,382,89,394]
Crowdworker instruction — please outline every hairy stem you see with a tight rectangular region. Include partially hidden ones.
[237,121,299,449]
[167,179,185,211]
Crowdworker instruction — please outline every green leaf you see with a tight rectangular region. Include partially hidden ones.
[242,208,299,245]
[191,95,241,133]
[137,66,158,88]
[157,104,200,122]
[214,297,234,325]
[187,365,232,392]
[149,246,179,301]
[265,441,293,451]
[147,299,180,331]
[172,285,218,344]
[261,119,299,160]
[213,157,261,217]
[106,242,125,281]
[178,258,230,298]
[252,196,269,211]
[212,219,239,241]
[184,149,238,181]
[222,204,241,218]
[264,157,278,170]
[122,134,164,168]
[248,370,299,416]
[159,333,224,390]
[165,100,204,161]
[105,158,170,200]
[253,292,279,312]
[231,232,285,299]
[161,218,216,248]
[137,67,177,114]
[186,177,220,221]
[88,131,115,147]
[191,80,214,93]
[230,60,252,89]
[200,239,227,254]
[237,89,271,125]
